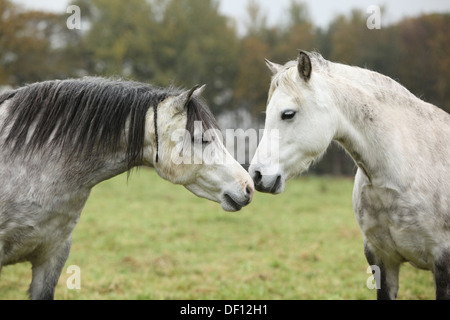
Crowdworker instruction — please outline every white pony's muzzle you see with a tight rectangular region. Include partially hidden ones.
[248,164,284,195]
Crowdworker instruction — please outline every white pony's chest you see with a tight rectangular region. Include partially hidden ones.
[352,171,436,270]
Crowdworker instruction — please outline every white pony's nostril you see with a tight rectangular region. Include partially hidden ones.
[270,175,282,194]
[253,170,262,185]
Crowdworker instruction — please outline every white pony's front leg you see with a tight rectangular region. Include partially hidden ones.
[353,169,401,300]
[29,237,72,300]
[434,250,450,300]
[0,243,3,278]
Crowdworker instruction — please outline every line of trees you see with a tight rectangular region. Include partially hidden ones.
[1,0,449,174]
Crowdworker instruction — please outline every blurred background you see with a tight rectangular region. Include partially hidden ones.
[1,0,449,175]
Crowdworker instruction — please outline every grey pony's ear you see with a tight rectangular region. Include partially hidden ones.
[298,51,312,82]
[265,59,283,75]
[174,84,206,112]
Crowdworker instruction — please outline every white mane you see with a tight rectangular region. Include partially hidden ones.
[271,52,416,106]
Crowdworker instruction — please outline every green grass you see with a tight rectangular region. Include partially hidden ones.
[0,169,435,300]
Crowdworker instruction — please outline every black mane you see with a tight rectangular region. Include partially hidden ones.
[0,77,219,169]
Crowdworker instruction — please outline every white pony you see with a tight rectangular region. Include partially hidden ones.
[249,51,450,300]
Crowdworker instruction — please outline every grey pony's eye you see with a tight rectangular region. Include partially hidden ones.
[281,110,297,121]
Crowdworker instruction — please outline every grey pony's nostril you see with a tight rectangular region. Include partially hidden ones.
[246,184,254,199]
[244,183,254,204]
[253,170,262,185]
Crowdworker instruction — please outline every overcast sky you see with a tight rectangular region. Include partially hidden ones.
[12,0,450,30]
[221,0,450,28]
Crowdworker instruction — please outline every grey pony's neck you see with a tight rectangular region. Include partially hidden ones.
[29,149,132,191]
[73,153,132,189]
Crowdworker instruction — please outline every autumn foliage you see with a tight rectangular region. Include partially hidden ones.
[0,0,448,174]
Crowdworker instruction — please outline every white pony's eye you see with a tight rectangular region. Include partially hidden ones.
[281,110,297,121]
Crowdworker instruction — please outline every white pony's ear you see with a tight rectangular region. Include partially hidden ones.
[174,84,206,112]
[298,51,312,82]
[265,59,283,75]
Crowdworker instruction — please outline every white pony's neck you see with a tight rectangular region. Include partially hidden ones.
[320,59,424,188]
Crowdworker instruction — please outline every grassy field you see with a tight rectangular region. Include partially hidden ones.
[0,169,435,300]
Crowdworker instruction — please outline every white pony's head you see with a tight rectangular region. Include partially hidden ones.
[146,85,254,211]
[249,51,338,194]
